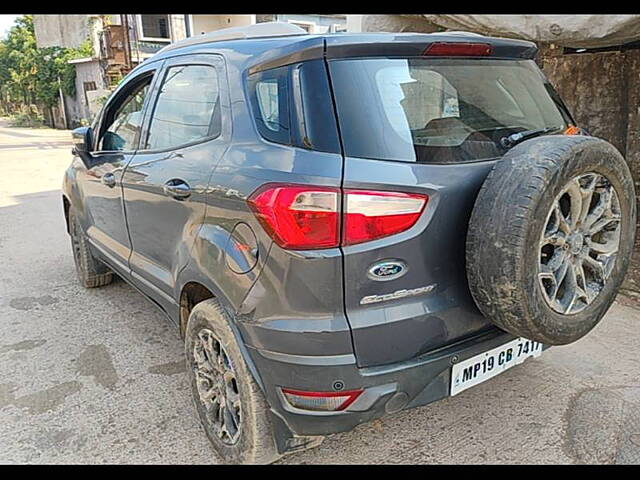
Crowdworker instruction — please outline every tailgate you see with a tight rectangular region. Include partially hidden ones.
[341,157,497,367]
[328,55,569,367]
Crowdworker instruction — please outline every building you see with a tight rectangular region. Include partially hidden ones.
[33,14,347,128]
[254,14,346,33]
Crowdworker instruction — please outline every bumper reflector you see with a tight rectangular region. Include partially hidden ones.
[281,387,363,411]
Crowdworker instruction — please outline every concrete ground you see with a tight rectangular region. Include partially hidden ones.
[1,119,639,464]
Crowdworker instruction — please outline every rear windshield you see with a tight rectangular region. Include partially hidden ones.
[329,58,569,163]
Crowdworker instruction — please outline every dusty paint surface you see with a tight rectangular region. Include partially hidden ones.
[1,122,639,464]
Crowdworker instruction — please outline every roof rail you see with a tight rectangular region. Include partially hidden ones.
[440,31,485,37]
[158,21,308,54]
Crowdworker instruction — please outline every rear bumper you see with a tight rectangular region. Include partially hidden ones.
[247,326,536,440]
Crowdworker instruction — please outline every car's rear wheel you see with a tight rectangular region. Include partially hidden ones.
[184,299,280,464]
[68,208,113,288]
[466,135,636,345]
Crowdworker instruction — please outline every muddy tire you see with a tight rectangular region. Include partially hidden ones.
[68,209,113,288]
[184,299,280,464]
[467,135,636,345]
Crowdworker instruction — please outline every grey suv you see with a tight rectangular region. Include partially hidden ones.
[62,23,636,463]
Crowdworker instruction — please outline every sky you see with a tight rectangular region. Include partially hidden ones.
[0,15,20,39]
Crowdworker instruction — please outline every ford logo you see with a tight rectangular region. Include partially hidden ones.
[368,260,407,281]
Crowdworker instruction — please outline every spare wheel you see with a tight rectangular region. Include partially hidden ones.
[466,135,636,345]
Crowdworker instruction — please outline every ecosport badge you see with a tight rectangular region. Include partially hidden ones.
[360,284,437,305]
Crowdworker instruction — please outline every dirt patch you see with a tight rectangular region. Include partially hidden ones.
[148,360,185,376]
[75,345,119,391]
[564,386,640,464]
[0,339,46,354]
[0,381,83,415]
[8,295,59,311]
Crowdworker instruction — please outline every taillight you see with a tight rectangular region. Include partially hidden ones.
[247,184,340,250]
[423,42,492,56]
[281,387,363,411]
[343,190,428,246]
[564,125,581,135]
[247,184,428,250]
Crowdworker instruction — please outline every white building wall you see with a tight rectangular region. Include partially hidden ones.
[33,15,91,49]
[65,59,109,126]
[273,14,346,33]
[346,15,363,33]
[190,15,256,36]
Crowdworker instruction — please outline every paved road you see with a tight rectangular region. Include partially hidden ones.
[1,120,639,464]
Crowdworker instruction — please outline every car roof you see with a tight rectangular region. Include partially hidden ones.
[129,26,538,78]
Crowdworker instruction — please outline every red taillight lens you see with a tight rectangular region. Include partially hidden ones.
[247,185,428,249]
[343,190,428,246]
[281,388,363,411]
[424,42,492,56]
[247,184,340,250]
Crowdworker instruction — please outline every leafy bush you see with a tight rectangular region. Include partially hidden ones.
[9,105,44,127]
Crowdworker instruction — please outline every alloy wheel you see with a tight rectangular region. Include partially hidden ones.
[192,328,242,445]
[538,172,622,315]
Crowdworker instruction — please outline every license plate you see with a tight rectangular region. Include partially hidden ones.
[450,337,543,396]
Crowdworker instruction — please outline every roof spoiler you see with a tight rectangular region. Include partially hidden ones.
[248,33,538,75]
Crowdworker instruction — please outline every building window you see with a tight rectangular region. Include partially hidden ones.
[331,24,347,33]
[83,81,98,109]
[107,72,123,88]
[84,81,97,92]
[138,14,171,42]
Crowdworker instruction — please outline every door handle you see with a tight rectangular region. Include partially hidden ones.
[163,179,192,200]
[101,172,116,188]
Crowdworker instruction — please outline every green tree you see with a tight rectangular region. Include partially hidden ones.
[1,15,39,106]
[0,15,93,116]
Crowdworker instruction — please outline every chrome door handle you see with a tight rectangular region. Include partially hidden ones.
[101,172,116,188]
[163,179,191,200]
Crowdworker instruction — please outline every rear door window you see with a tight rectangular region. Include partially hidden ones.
[144,64,221,151]
[329,58,568,163]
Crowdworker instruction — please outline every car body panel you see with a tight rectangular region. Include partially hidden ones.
[340,156,499,367]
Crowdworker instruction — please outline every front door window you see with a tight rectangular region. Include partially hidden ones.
[99,78,153,152]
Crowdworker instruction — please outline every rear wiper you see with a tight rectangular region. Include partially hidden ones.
[500,126,561,149]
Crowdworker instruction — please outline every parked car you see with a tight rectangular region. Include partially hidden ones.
[62,22,636,463]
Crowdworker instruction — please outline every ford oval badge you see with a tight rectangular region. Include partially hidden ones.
[368,260,407,281]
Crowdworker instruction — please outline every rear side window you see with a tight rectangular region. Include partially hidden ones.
[329,58,568,163]
[248,66,291,145]
[145,64,221,150]
[247,60,340,154]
